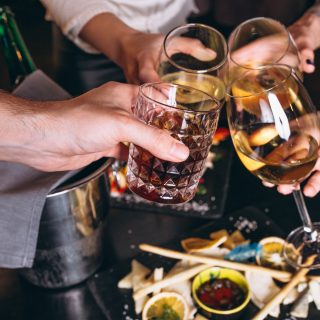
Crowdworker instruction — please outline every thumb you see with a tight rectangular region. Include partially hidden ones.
[118,117,189,162]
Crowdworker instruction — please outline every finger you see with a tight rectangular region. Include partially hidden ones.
[262,181,275,188]
[118,117,189,162]
[277,183,299,195]
[102,82,139,110]
[78,81,139,112]
[299,48,315,73]
[167,37,217,61]
[303,171,320,197]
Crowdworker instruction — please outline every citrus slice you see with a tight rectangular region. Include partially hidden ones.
[233,131,266,172]
[142,292,189,320]
[181,236,226,253]
[248,126,278,147]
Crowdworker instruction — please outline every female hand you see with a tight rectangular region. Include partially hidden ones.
[288,4,320,73]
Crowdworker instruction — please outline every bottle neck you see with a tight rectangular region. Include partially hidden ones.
[0,6,36,88]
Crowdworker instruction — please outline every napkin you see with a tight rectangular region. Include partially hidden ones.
[0,70,75,268]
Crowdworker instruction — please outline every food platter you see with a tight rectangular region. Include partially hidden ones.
[86,206,320,319]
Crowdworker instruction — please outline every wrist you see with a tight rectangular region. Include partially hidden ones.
[79,12,138,68]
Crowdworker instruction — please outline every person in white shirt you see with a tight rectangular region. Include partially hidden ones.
[40,0,200,95]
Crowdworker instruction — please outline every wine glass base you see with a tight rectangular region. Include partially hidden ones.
[283,222,320,270]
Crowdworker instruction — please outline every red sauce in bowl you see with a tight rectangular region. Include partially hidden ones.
[196,278,246,311]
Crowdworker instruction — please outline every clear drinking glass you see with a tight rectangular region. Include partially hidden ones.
[226,64,320,269]
[158,23,228,102]
[126,82,221,204]
[227,17,301,84]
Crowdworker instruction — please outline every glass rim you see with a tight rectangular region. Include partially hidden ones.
[163,23,228,74]
[282,222,320,270]
[226,64,294,98]
[139,82,222,114]
[228,17,292,69]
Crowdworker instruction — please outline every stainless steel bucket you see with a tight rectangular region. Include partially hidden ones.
[20,158,112,288]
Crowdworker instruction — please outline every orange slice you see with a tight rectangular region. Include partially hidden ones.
[248,126,278,147]
[233,131,266,172]
[181,236,226,253]
[142,292,189,320]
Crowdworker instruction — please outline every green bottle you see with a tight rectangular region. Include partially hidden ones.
[0,6,36,88]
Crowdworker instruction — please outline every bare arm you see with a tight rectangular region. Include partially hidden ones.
[79,13,216,84]
[0,83,189,171]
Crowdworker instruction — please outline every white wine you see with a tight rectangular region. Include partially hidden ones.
[232,126,318,185]
[230,66,298,116]
[161,71,225,102]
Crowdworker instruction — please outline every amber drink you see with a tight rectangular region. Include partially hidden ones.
[126,83,220,204]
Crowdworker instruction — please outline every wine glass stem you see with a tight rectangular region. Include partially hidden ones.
[293,188,313,234]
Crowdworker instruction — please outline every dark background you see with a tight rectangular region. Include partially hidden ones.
[0,0,54,90]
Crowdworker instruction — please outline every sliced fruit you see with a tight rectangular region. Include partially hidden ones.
[209,229,229,240]
[248,126,278,147]
[181,236,226,253]
[142,292,189,320]
[233,131,266,172]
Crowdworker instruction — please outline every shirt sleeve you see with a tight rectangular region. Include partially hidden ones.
[40,0,119,53]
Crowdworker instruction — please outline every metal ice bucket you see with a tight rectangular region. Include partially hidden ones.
[20,158,112,288]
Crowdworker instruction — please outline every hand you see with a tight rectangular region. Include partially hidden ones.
[230,33,300,71]
[119,31,217,84]
[263,155,320,197]
[79,13,216,85]
[288,6,320,73]
[0,82,189,171]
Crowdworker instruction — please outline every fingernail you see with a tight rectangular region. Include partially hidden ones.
[306,59,315,66]
[170,142,189,161]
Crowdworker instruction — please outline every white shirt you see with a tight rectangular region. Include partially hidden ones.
[41,0,199,53]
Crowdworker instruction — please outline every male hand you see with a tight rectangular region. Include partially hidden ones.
[0,82,189,171]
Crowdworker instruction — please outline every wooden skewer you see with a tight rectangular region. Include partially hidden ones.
[139,243,292,281]
[133,263,210,300]
[252,266,310,320]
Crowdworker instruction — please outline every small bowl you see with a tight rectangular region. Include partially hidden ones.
[192,267,250,319]
[256,236,293,272]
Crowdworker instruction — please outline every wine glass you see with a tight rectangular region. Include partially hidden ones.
[226,64,320,269]
[158,23,228,102]
[227,17,302,84]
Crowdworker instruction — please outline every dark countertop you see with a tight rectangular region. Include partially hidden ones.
[1,153,320,320]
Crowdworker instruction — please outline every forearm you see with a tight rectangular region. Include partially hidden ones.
[0,92,61,163]
[79,12,139,68]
